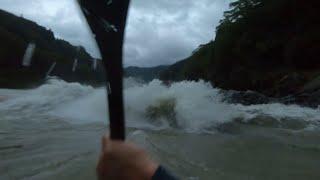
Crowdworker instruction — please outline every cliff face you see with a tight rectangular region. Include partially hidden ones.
[0,9,105,88]
[161,0,320,98]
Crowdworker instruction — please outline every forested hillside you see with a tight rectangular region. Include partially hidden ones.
[161,0,320,97]
[124,65,169,82]
[0,9,105,88]
[160,42,214,82]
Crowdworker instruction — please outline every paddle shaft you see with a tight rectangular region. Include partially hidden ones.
[78,0,130,140]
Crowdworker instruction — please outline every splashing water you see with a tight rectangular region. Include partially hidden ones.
[1,78,320,180]
[1,78,319,132]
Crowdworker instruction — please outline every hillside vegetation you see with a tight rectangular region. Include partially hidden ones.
[161,0,320,97]
[124,65,169,82]
[0,9,105,88]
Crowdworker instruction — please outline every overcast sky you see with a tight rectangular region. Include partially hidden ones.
[0,0,231,67]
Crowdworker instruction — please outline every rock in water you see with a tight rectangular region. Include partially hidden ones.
[302,75,320,93]
[275,72,306,96]
[145,98,178,127]
[222,90,271,105]
[0,96,7,102]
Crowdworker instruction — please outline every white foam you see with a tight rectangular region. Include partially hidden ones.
[0,79,93,114]
[1,78,319,132]
[237,103,320,122]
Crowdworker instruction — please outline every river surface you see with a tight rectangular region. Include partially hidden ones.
[0,78,319,180]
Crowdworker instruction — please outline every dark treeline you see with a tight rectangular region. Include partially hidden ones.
[0,9,105,88]
[124,65,169,82]
[161,0,320,98]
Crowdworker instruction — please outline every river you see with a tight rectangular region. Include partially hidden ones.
[0,78,319,180]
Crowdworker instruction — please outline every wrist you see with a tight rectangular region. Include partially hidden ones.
[141,160,158,180]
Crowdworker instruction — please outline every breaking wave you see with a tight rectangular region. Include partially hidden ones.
[0,78,319,133]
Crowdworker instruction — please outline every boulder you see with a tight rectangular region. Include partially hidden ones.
[279,90,320,108]
[274,72,306,97]
[302,75,320,93]
[145,98,178,127]
[298,90,320,108]
[280,75,320,108]
[0,96,7,102]
[222,90,271,105]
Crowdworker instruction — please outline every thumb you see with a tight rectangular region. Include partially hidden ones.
[97,134,111,179]
[101,133,110,152]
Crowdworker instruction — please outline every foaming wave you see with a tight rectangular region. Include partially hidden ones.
[52,88,108,124]
[236,103,320,122]
[0,79,93,114]
[124,80,241,132]
[1,78,319,132]
[124,79,320,132]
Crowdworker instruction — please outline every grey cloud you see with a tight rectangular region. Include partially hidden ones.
[0,0,232,67]
[0,0,100,57]
[124,0,231,67]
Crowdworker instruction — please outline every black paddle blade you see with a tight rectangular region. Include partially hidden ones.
[77,0,130,140]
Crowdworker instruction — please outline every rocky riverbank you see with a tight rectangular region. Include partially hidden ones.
[221,74,320,108]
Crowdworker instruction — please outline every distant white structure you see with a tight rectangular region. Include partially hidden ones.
[72,59,78,72]
[46,62,56,78]
[107,0,112,5]
[72,46,81,72]
[22,43,36,67]
[92,59,97,71]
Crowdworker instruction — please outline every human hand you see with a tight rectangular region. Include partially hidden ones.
[97,134,159,180]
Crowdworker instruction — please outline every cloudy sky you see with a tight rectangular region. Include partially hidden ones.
[0,0,231,67]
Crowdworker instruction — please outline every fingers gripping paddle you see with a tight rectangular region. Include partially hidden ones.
[77,0,130,140]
